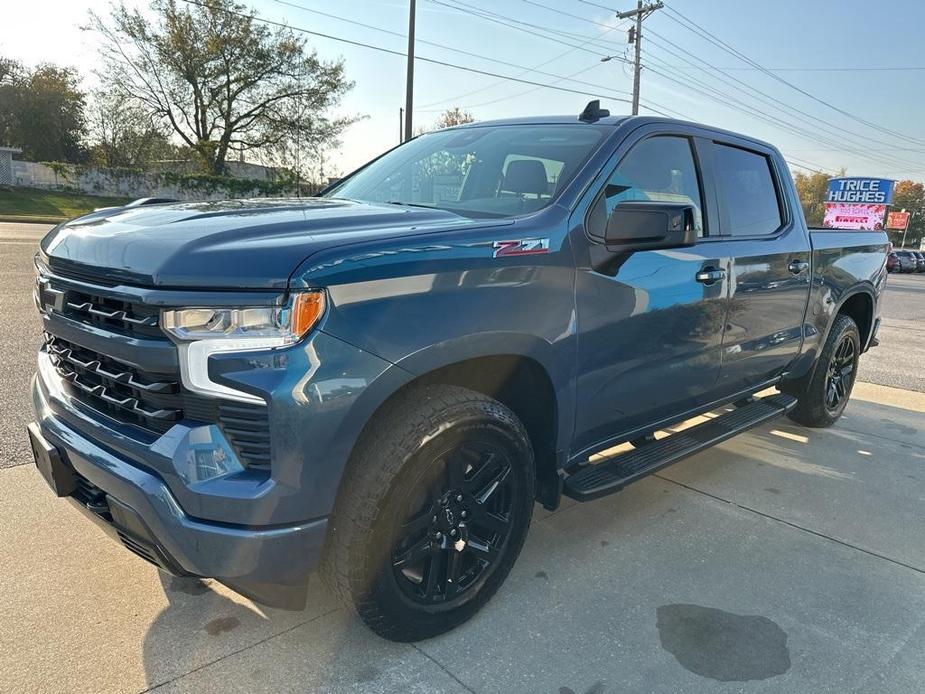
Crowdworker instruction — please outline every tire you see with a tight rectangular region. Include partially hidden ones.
[323,385,535,641]
[786,313,860,428]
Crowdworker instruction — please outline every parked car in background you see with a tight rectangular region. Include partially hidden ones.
[894,250,919,273]
[912,251,925,272]
[887,251,902,273]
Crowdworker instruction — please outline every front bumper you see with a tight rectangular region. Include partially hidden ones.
[32,373,328,587]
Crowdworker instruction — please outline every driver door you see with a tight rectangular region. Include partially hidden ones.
[571,131,729,455]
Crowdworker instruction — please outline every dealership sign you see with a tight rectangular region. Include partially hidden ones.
[823,203,887,230]
[826,177,895,204]
[886,210,911,230]
[823,177,896,230]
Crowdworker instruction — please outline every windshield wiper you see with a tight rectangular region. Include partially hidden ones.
[385,201,436,209]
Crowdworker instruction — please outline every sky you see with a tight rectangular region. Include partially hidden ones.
[3,0,925,180]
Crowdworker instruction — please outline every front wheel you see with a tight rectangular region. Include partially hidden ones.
[786,313,860,428]
[323,385,535,641]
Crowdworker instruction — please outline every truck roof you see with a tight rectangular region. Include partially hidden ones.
[445,113,782,155]
[448,114,632,128]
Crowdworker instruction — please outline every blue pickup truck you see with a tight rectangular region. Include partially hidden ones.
[29,103,887,641]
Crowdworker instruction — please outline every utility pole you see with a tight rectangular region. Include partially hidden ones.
[617,0,663,115]
[404,0,416,142]
[399,107,404,143]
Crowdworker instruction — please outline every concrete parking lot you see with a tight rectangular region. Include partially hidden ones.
[2,222,924,693]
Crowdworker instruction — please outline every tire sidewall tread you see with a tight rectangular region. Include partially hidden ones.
[786,313,860,428]
[322,384,535,641]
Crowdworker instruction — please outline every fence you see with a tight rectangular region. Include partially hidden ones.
[10,161,320,200]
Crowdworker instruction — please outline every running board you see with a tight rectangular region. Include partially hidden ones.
[563,392,798,502]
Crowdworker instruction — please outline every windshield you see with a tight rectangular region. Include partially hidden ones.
[324,124,609,218]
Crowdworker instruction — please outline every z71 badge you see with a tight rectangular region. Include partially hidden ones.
[492,238,550,258]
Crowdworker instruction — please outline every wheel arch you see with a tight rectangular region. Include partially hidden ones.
[333,339,566,513]
[834,286,875,351]
[781,283,875,395]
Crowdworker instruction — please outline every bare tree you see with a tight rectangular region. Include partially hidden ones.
[88,90,176,168]
[435,107,475,129]
[88,0,356,175]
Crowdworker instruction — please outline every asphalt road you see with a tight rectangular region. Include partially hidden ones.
[0,223,46,469]
[2,222,925,693]
[857,272,925,392]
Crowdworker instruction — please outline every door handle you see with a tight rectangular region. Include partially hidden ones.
[788,260,809,274]
[695,268,726,284]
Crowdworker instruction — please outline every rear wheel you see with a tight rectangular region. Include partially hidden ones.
[323,385,534,641]
[786,313,860,428]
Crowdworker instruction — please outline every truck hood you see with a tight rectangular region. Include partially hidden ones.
[40,198,510,290]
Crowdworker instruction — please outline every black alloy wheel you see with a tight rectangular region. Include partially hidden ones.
[391,442,517,606]
[824,334,856,414]
[785,313,860,428]
[323,385,535,641]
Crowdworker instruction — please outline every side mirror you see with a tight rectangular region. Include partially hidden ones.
[604,201,698,251]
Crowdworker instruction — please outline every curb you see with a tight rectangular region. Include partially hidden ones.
[0,215,66,224]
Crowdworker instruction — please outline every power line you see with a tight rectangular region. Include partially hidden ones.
[641,32,925,173]
[574,0,621,11]
[647,68,924,176]
[179,0,840,174]
[271,0,634,99]
[784,155,835,174]
[519,0,620,31]
[424,11,618,108]
[420,61,610,112]
[603,84,835,173]
[642,61,843,155]
[181,0,637,107]
[644,32,898,150]
[660,2,925,148]
[658,65,925,73]
[421,64,597,112]
[785,147,925,153]
[429,0,628,55]
[642,56,925,175]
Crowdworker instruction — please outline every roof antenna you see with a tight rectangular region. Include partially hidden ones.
[579,100,609,123]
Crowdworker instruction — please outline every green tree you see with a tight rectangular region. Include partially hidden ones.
[792,170,831,226]
[890,179,925,248]
[0,58,88,162]
[88,0,356,175]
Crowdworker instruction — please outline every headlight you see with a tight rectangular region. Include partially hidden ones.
[162,291,325,403]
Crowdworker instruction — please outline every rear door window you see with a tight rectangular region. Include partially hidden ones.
[713,143,783,237]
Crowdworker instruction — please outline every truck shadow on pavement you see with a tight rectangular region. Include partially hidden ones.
[139,394,924,693]
[141,572,456,693]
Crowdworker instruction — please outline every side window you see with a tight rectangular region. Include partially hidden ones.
[588,135,705,238]
[713,144,783,236]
